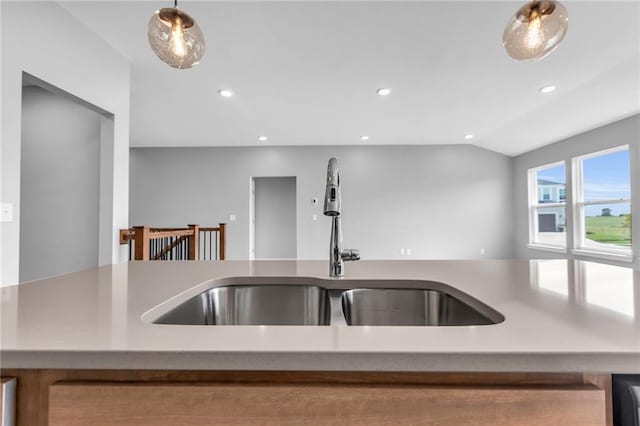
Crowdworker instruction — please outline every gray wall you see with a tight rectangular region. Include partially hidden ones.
[130,145,515,260]
[513,114,640,262]
[2,1,131,286]
[254,177,297,259]
[20,86,101,282]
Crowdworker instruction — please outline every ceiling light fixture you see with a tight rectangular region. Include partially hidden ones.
[376,88,392,96]
[258,136,268,142]
[360,136,370,141]
[147,0,205,69]
[503,0,568,62]
[464,134,474,140]
[218,89,234,98]
[539,84,557,93]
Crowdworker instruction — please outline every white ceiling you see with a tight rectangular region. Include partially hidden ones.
[59,1,640,156]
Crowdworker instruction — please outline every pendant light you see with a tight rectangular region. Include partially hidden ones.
[503,0,568,62]
[147,0,205,69]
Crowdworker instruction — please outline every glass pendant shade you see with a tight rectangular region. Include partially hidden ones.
[503,0,568,62]
[148,7,205,69]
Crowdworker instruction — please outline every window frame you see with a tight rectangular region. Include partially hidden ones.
[527,160,567,251]
[571,145,631,257]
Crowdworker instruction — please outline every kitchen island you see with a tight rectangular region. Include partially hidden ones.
[1,259,638,424]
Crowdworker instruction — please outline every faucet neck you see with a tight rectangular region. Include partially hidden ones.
[329,216,344,277]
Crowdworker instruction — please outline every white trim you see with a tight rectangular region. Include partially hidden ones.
[571,155,584,249]
[582,199,631,206]
[573,144,630,162]
[528,160,566,173]
[533,202,567,208]
[571,248,633,263]
[527,244,568,254]
[249,177,255,260]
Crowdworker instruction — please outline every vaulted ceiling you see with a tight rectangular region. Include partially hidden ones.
[60,1,639,156]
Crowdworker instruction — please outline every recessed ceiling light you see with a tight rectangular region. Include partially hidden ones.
[258,136,268,142]
[360,135,370,141]
[218,89,234,98]
[464,134,474,140]
[540,84,557,94]
[376,88,392,96]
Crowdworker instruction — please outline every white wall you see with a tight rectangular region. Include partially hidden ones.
[512,115,640,265]
[20,86,101,282]
[130,145,515,260]
[0,1,131,286]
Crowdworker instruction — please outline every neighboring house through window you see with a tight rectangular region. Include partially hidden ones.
[528,162,567,249]
[527,144,633,261]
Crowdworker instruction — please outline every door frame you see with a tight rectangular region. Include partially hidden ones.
[19,73,115,280]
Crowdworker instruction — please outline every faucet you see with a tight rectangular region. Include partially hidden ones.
[323,157,360,277]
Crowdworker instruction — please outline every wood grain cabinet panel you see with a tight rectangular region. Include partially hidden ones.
[49,382,605,426]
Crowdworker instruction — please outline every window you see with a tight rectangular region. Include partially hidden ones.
[573,146,631,255]
[528,162,566,248]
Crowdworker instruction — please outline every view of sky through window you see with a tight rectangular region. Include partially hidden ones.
[583,149,630,216]
[536,165,565,185]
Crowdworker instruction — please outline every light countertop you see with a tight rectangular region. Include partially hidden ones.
[1,259,639,372]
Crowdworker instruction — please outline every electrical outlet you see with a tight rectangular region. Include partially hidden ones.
[229,214,237,222]
[406,248,412,256]
[400,248,406,256]
[480,247,486,255]
[0,203,13,222]
[312,214,318,221]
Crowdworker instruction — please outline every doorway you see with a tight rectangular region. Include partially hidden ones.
[19,74,111,281]
[251,177,297,259]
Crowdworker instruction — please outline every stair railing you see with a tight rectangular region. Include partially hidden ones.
[119,223,226,261]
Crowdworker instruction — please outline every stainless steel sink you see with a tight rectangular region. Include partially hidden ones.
[341,288,496,326]
[149,278,503,327]
[154,285,331,325]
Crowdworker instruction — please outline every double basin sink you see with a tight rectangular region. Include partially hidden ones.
[150,277,504,327]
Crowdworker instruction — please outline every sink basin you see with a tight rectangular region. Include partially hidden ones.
[341,288,497,326]
[154,285,331,326]
[148,277,503,327]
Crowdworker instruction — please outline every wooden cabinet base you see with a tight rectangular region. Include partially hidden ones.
[50,382,604,426]
[0,370,611,426]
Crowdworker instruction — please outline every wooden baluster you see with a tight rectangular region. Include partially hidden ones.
[188,224,200,260]
[133,226,150,261]
[219,223,226,260]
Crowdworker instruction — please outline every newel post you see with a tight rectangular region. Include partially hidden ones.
[133,226,150,261]
[188,224,200,260]
[219,223,227,260]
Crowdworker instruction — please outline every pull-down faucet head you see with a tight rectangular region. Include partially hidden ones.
[324,157,341,216]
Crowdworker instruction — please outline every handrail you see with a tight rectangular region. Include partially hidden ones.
[119,223,226,261]
[147,229,194,239]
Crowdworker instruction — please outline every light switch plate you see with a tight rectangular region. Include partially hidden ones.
[229,214,237,222]
[0,203,13,222]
